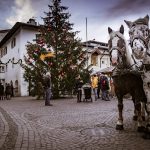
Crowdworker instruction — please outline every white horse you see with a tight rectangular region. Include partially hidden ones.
[108,25,146,131]
[125,15,150,139]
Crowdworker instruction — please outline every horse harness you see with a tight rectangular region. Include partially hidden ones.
[130,54,143,71]
[130,34,149,49]
[142,64,150,72]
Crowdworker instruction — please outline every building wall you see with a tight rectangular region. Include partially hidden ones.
[19,28,38,96]
[1,30,20,93]
[0,28,38,96]
[100,55,110,69]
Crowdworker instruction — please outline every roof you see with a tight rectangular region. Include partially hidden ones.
[0,29,10,33]
[82,40,108,51]
[91,48,101,55]
[0,22,39,47]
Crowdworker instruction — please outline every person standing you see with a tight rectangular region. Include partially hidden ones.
[5,83,11,100]
[43,72,53,106]
[97,74,101,99]
[75,76,83,102]
[100,74,110,101]
[0,83,4,100]
[91,74,98,100]
[10,81,14,97]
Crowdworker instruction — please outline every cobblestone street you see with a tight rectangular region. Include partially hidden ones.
[0,96,150,150]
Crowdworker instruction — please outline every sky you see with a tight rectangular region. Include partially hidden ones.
[0,0,150,43]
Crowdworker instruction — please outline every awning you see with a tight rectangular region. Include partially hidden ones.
[90,66,101,75]
[96,66,115,75]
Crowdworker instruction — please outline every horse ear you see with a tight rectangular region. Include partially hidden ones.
[144,15,149,25]
[120,25,124,34]
[108,27,113,34]
[124,20,133,28]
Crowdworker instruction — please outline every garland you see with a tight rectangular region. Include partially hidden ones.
[0,58,22,65]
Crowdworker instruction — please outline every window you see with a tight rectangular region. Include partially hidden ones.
[91,53,98,66]
[0,66,5,73]
[4,47,7,55]
[102,60,105,64]
[11,38,16,48]
[5,65,7,72]
[0,48,4,57]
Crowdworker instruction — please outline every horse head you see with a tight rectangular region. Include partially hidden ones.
[124,15,149,60]
[108,25,127,68]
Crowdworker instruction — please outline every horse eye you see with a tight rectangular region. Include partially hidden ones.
[129,31,132,36]
[132,23,136,27]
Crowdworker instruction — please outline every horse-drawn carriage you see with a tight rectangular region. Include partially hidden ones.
[108,15,150,139]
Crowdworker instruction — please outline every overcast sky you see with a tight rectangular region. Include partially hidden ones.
[0,0,149,43]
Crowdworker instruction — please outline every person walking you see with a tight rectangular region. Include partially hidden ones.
[91,74,98,101]
[43,72,53,106]
[75,75,83,102]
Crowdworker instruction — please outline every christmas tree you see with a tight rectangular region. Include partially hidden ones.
[23,0,90,99]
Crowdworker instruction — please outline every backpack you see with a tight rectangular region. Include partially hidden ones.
[102,80,106,86]
[101,77,109,90]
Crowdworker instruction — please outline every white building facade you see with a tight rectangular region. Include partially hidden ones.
[82,40,110,74]
[0,19,39,96]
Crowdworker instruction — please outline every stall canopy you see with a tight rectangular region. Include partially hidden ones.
[96,66,115,75]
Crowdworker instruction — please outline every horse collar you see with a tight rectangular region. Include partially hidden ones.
[143,64,150,71]
[131,54,143,71]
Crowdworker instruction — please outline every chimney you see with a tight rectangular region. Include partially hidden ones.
[27,18,37,26]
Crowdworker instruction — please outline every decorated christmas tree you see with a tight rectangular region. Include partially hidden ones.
[23,0,90,99]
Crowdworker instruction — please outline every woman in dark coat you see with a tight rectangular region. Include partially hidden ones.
[100,75,110,101]
[5,83,11,100]
[0,83,4,100]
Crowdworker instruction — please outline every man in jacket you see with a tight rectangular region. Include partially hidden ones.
[91,74,98,100]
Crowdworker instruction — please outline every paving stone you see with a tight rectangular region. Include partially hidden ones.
[0,96,150,150]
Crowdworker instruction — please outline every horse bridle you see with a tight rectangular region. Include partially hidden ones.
[128,26,150,70]
[109,46,126,67]
[130,34,149,49]
[129,24,150,51]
